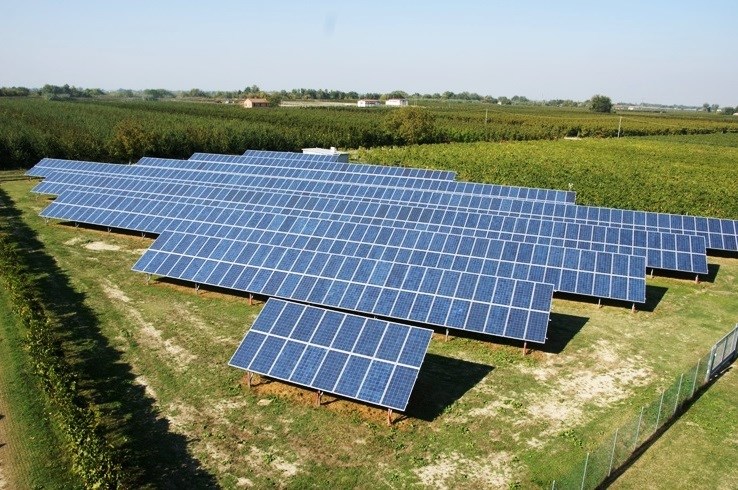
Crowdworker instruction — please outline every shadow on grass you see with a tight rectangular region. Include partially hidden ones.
[406,353,494,422]
[649,263,720,284]
[0,189,218,488]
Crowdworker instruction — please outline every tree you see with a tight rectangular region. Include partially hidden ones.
[722,106,735,115]
[384,107,438,145]
[702,103,711,112]
[589,94,613,113]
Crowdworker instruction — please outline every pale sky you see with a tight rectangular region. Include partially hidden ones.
[2,0,737,106]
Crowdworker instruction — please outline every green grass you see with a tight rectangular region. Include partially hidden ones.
[0,287,79,489]
[1,169,737,488]
[611,366,738,489]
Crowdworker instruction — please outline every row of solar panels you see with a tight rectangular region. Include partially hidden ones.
[34,172,708,275]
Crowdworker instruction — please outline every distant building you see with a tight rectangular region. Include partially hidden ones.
[302,147,350,162]
[385,98,409,107]
[357,99,381,107]
[243,98,269,108]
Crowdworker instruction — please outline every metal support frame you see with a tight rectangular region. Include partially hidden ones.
[655,390,665,429]
[649,268,654,278]
[695,274,700,284]
[387,408,393,426]
[631,303,636,314]
[247,372,252,388]
[522,341,528,356]
[597,298,602,309]
[249,293,253,306]
[691,358,700,398]
[194,283,200,295]
[580,452,590,490]
[316,390,323,407]
[107,227,111,233]
[445,328,449,342]
[145,273,151,285]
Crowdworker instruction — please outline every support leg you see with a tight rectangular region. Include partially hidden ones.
[247,372,252,389]
[650,268,654,279]
[146,273,151,285]
[522,341,528,356]
[249,293,253,306]
[598,298,602,309]
[445,328,449,342]
[195,283,200,296]
[387,408,393,426]
[316,390,322,407]
[631,303,636,314]
[695,274,700,284]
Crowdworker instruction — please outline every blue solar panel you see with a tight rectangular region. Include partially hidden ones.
[31,169,707,274]
[133,230,554,342]
[228,298,432,411]
[40,187,645,303]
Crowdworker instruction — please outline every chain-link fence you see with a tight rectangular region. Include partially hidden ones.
[552,323,738,490]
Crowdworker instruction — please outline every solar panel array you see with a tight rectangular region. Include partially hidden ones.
[229,298,433,411]
[28,148,732,413]
[32,169,707,275]
[40,189,646,303]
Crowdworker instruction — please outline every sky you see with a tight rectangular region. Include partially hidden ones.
[2,0,737,106]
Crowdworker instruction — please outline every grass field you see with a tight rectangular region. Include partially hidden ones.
[0,133,737,488]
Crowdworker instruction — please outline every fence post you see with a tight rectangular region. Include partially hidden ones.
[705,344,716,383]
[655,390,665,430]
[673,373,684,415]
[691,358,700,398]
[633,406,644,450]
[608,428,619,476]
[580,452,590,490]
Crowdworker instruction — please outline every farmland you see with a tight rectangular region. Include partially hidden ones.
[2,97,738,169]
[0,129,737,488]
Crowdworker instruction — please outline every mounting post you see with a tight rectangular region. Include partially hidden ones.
[387,408,393,426]
[445,328,449,342]
[650,268,654,278]
[631,303,636,314]
[141,231,146,238]
[597,298,602,309]
[44,217,49,225]
[249,293,253,306]
[522,341,528,356]
[247,372,252,389]
[316,390,323,407]
[74,222,79,228]
[695,274,700,284]
[146,274,151,285]
[195,283,200,295]
[107,227,111,233]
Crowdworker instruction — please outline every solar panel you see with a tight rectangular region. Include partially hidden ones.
[149,155,575,203]
[35,171,705,276]
[132,229,554,343]
[240,149,342,162]
[40,187,645,303]
[228,298,433,411]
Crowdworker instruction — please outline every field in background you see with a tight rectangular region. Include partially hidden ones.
[0,133,736,487]
[356,134,738,219]
[1,97,737,169]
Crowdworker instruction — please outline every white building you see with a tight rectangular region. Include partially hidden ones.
[385,98,409,107]
[357,99,381,107]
